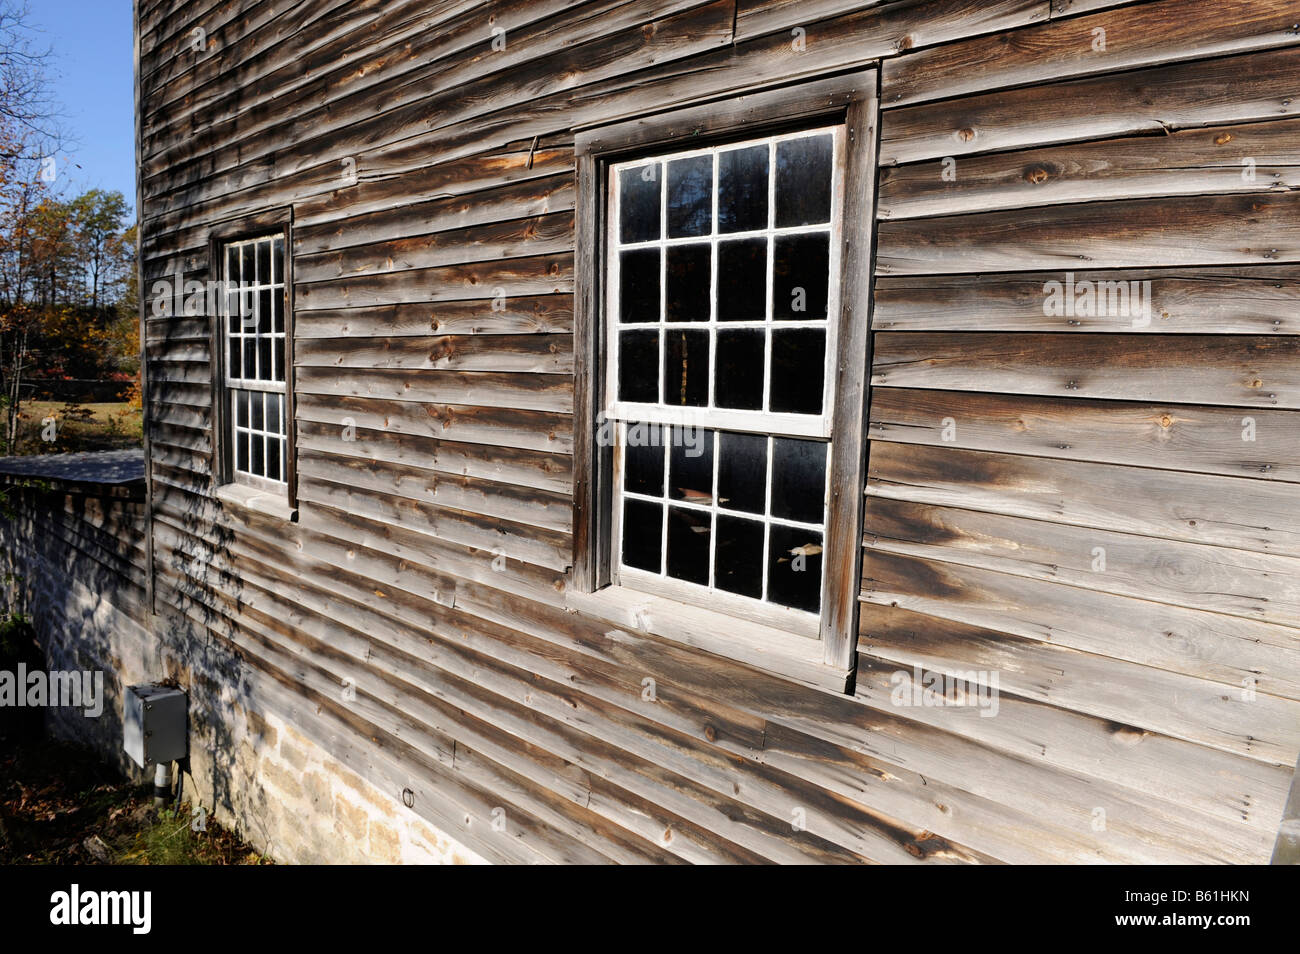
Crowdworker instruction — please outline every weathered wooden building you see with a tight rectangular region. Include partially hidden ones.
[131,0,1300,863]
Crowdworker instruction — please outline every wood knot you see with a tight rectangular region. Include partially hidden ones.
[956,127,976,142]
[904,832,943,858]
[1159,414,1173,428]
[1109,723,1148,747]
[1214,132,1234,145]
[1025,167,1049,184]
[703,725,717,742]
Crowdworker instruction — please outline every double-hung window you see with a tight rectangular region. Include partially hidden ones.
[223,234,288,487]
[573,73,877,688]
[609,127,843,634]
[210,213,297,512]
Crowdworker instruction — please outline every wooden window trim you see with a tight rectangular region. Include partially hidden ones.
[207,207,299,517]
[572,70,879,689]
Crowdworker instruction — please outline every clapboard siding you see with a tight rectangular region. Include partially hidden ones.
[867,442,1300,556]
[882,0,1300,107]
[870,388,1300,481]
[879,46,1300,165]
[139,0,1297,864]
[856,0,1298,869]
[872,334,1300,408]
[878,118,1300,221]
[876,191,1300,273]
[0,482,151,628]
[872,268,1300,334]
[863,496,1300,625]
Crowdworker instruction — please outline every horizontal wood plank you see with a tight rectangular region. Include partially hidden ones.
[872,333,1300,408]
[870,388,1300,481]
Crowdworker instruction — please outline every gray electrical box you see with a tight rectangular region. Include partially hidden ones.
[123,684,187,768]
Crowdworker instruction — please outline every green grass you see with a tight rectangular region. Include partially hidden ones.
[120,804,252,866]
[12,400,143,455]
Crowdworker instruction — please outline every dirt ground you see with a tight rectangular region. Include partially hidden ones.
[0,732,269,865]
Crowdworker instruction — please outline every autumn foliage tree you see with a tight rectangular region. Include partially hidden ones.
[0,1,59,450]
[0,2,137,452]
[0,131,58,450]
[25,191,137,379]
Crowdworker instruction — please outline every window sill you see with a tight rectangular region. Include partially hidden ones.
[215,482,297,522]
[565,584,852,694]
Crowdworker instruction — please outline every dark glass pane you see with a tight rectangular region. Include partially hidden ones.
[224,276,240,323]
[239,242,255,280]
[621,499,663,572]
[618,330,659,403]
[619,164,661,243]
[771,438,827,524]
[623,422,664,496]
[775,135,833,227]
[668,425,713,504]
[250,392,265,431]
[773,233,829,320]
[769,328,825,414]
[664,329,709,407]
[718,144,769,233]
[240,287,255,333]
[258,335,272,382]
[272,290,284,333]
[667,155,713,238]
[256,238,271,284]
[273,336,285,383]
[258,289,273,334]
[266,438,282,482]
[715,515,764,599]
[242,339,257,379]
[235,390,249,428]
[714,331,764,410]
[228,337,240,377]
[236,429,249,472]
[767,524,823,612]
[717,239,767,321]
[225,246,238,283]
[270,393,284,435]
[271,237,284,285]
[667,507,711,585]
[251,432,265,476]
[665,244,710,323]
[619,249,660,323]
[717,431,767,514]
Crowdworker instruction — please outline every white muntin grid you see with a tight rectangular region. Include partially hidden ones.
[616,425,829,636]
[604,125,845,437]
[222,233,287,489]
[603,126,844,635]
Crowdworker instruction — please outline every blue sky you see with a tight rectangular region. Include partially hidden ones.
[28,0,135,214]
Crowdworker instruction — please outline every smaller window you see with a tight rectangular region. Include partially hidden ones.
[220,233,289,491]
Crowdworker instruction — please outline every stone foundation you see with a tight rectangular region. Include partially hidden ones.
[0,473,483,865]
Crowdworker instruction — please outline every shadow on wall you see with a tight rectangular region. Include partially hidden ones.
[0,472,277,855]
